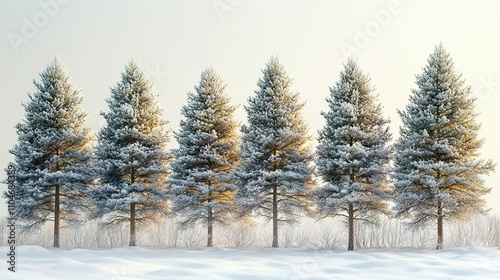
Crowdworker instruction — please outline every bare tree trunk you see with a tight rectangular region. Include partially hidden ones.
[129,202,136,246]
[129,162,136,247]
[436,201,443,249]
[54,148,60,248]
[207,206,213,247]
[272,185,278,248]
[348,203,354,251]
[348,166,354,251]
[54,184,60,248]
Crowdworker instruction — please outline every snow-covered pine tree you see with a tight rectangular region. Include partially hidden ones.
[4,58,93,247]
[168,67,240,247]
[89,61,172,246]
[314,58,392,251]
[393,44,495,249]
[235,57,314,248]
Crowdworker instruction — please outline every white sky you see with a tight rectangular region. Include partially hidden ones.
[1,0,499,218]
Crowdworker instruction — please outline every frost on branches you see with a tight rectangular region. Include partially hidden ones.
[5,58,93,247]
[314,58,392,251]
[235,57,314,248]
[393,44,495,249]
[89,61,172,246]
[168,67,240,247]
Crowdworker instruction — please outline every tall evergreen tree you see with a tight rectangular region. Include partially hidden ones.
[89,61,171,246]
[4,58,93,247]
[314,58,392,250]
[393,44,495,249]
[168,67,240,247]
[236,57,314,248]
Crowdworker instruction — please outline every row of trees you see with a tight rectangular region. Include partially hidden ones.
[4,44,494,250]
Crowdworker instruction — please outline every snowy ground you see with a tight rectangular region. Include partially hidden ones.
[1,246,499,280]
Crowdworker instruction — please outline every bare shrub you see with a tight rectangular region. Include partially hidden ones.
[179,226,204,247]
[17,223,52,246]
[63,223,93,248]
[486,214,500,247]
[5,213,499,249]
[97,222,129,248]
[309,219,346,250]
[218,220,259,248]
[145,218,180,247]
[279,223,310,248]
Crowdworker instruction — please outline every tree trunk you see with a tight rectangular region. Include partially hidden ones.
[129,162,136,247]
[436,201,443,250]
[348,202,354,251]
[129,202,136,246]
[272,185,279,248]
[54,184,60,248]
[348,166,355,251]
[207,206,213,247]
[54,148,60,248]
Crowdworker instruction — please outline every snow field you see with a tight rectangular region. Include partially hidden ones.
[1,245,499,279]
